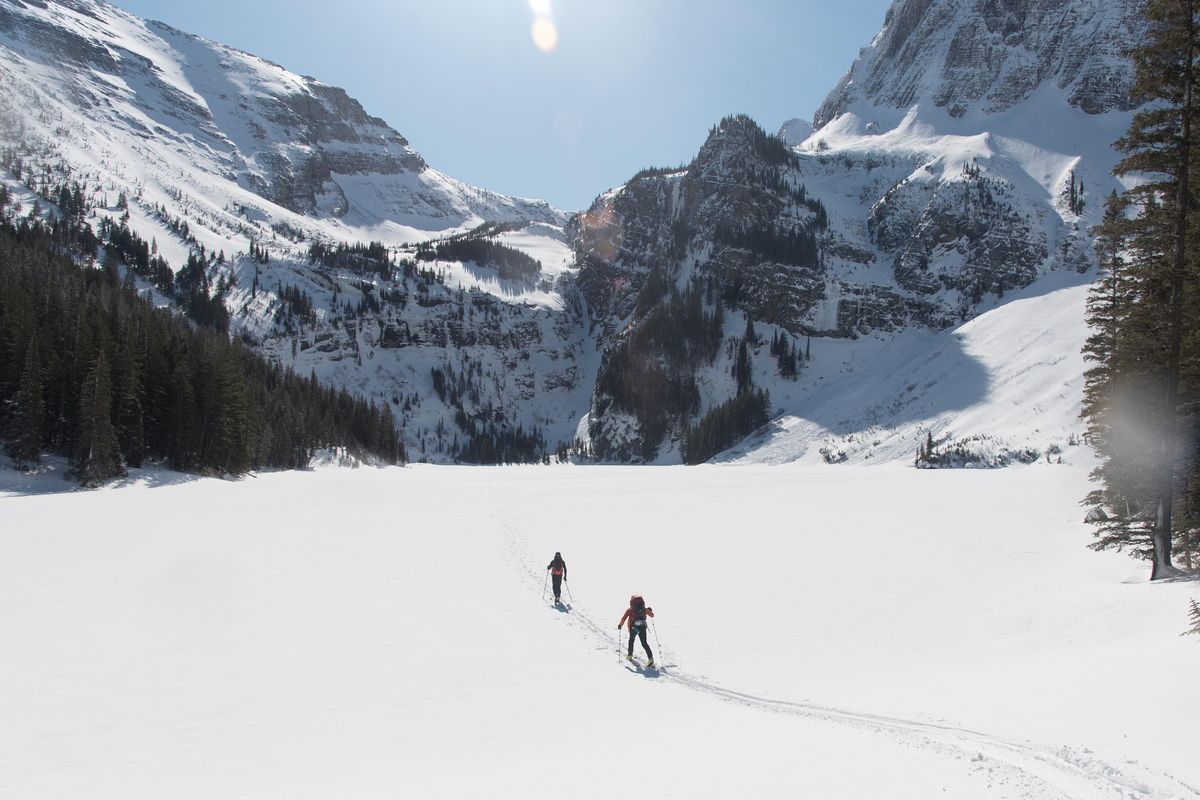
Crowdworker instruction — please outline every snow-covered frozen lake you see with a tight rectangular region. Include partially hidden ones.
[1,462,1196,799]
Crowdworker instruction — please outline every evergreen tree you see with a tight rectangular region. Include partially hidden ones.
[1083,0,1200,578]
[114,328,146,468]
[6,338,44,469]
[681,389,770,464]
[168,359,199,471]
[743,315,758,346]
[734,339,753,394]
[74,350,123,485]
[1083,192,1161,556]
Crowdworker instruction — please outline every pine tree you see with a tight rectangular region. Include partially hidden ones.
[1187,597,1200,634]
[1082,192,1160,555]
[167,360,199,471]
[743,315,758,346]
[734,339,753,395]
[1082,0,1200,578]
[6,338,44,470]
[115,342,145,468]
[74,350,123,485]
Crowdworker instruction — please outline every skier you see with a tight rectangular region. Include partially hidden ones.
[618,594,654,666]
[546,552,567,604]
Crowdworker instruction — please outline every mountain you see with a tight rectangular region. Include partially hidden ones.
[0,0,1145,466]
[0,0,592,465]
[813,0,1143,125]
[0,0,561,238]
[572,0,1144,463]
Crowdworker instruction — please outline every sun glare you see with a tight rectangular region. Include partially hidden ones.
[531,18,558,52]
[528,0,557,53]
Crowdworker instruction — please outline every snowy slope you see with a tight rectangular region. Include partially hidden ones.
[1,463,1196,797]
[727,269,1093,465]
[0,0,562,248]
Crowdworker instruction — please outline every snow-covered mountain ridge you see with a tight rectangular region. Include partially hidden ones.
[0,0,561,234]
[0,0,1147,465]
[572,0,1144,462]
[0,0,593,463]
[814,0,1142,125]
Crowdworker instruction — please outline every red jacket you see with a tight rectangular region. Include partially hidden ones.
[618,605,654,629]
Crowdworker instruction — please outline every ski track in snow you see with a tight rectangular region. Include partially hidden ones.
[494,515,1197,800]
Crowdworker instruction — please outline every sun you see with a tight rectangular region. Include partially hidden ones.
[528,0,557,53]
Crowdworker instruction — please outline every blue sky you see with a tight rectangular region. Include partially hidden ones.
[111,0,893,211]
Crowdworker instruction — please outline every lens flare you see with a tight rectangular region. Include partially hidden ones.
[531,18,558,52]
[528,0,557,53]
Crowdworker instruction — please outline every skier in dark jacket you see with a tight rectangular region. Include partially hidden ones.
[618,595,655,665]
[546,552,567,603]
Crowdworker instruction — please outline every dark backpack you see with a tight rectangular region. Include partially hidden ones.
[630,595,647,624]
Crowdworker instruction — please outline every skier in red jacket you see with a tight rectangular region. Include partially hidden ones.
[546,552,567,604]
[618,594,655,665]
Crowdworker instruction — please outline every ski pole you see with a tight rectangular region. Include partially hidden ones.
[542,570,549,601]
[651,619,662,652]
[564,580,574,603]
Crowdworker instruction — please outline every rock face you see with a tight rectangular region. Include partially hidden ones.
[814,0,1143,126]
[238,78,426,216]
[868,165,1047,296]
[575,117,830,331]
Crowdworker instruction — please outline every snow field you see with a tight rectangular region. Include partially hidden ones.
[1,462,1196,798]
[733,272,1095,465]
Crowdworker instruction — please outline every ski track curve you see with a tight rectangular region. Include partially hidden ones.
[495,516,1198,800]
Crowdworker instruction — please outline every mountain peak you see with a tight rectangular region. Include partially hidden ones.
[777,118,813,147]
[813,0,1144,128]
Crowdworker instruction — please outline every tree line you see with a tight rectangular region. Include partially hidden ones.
[308,240,394,279]
[415,238,542,284]
[0,211,404,484]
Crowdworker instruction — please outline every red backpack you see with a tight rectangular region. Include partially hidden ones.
[630,595,647,623]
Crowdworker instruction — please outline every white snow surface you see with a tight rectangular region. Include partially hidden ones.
[1,461,1197,798]
[732,269,1093,465]
[777,116,814,146]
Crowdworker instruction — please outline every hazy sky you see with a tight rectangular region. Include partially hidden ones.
[110,0,893,211]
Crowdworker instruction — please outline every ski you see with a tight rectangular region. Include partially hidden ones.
[625,655,659,671]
